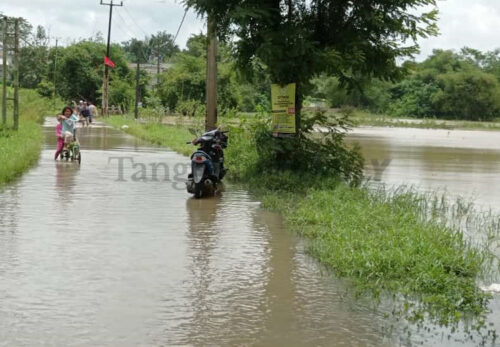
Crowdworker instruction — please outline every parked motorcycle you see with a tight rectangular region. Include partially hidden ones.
[186,127,228,198]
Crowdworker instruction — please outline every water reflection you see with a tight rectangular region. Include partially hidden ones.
[184,196,222,343]
[54,161,79,203]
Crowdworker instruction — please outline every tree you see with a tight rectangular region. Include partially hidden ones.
[388,78,439,118]
[53,41,131,104]
[122,37,152,63]
[158,34,240,114]
[149,31,179,62]
[182,0,438,132]
[433,71,500,121]
[157,35,206,111]
[19,26,49,88]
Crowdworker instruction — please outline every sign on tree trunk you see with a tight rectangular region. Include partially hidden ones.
[271,83,296,136]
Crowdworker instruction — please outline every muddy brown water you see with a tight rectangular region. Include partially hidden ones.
[0,120,499,346]
[349,127,500,210]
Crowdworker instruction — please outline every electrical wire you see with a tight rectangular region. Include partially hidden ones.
[165,7,188,65]
[115,9,142,40]
[122,6,149,38]
[114,9,151,62]
[173,8,188,46]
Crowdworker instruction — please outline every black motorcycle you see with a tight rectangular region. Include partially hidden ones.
[186,127,228,198]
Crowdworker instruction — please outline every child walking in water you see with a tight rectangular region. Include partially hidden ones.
[54,117,64,160]
[55,106,78,160]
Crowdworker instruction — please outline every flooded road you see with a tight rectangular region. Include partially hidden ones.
[0,120,410,347]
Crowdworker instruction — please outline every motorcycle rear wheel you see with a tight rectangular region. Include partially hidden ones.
[194,182,203,199]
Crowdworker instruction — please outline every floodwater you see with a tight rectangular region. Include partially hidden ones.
[0,121,499,346]
[349,126,500,211]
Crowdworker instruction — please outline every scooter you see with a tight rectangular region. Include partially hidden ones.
[186,127,228,198]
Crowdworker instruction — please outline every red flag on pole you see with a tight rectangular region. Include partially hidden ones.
[104,56,115,68]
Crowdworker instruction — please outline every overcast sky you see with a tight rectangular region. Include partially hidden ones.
[2,0,500,60]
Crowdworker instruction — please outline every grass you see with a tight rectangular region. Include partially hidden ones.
[103,113,497,341]
[0,88,62,187]
[262,181,490,322]
[105,115,195,156]
[349,109,500,131]
[132,108,500,132]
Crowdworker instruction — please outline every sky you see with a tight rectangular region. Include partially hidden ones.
[2,0,500,61]
[0,0,205,49]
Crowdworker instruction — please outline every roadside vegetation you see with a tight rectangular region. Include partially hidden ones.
[349,110,500,130]
[307,49,500,123]
[0,88,60,187]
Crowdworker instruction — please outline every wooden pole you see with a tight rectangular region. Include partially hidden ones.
[135,59,140,119]
[205,14,217,131]
[2,16,7,126]
[52,38,58,109]
[13,18,19,130]
[100,0,122,116]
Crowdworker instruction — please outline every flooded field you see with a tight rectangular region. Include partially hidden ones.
[349,126,500,210]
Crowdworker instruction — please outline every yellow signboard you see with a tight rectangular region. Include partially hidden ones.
[271,83,296,135]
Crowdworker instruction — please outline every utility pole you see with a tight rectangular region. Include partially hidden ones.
[100,0,123,116]
[135,59,140,119]
[156,39,160,89]
[135,42,142,119]
[205,14,217,131]
[52,38,58,109]
[2,16,7,126]
[13,18,19,130]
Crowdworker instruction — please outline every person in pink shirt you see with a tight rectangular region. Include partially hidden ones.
[54,116,64,160]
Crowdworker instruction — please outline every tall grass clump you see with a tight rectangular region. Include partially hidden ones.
[293,185,490,322]
[0,89,58,187]
[105,115,194,156]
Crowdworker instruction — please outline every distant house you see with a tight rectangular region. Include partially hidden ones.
[127,62,173,88]
[127,62,172,74]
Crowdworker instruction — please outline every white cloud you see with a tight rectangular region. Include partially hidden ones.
[0,0,205,48]
[2,0,500,59]
[416,0,500,60]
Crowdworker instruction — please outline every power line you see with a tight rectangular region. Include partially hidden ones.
[114,10,150,62]
[173,8,188,46]
[122,6,149,37]
[165,8,188,65]
[115,9,141,39]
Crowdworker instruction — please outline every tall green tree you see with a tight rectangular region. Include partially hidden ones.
[121,37,152,63]
[433,71,500,121]
[158,34,240,114]
[19,26,49,88]
[149,31,180,63]
[182,0,438,132]
[53,41,131,104]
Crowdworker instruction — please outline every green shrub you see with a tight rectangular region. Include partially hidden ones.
[249,110,364,186]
